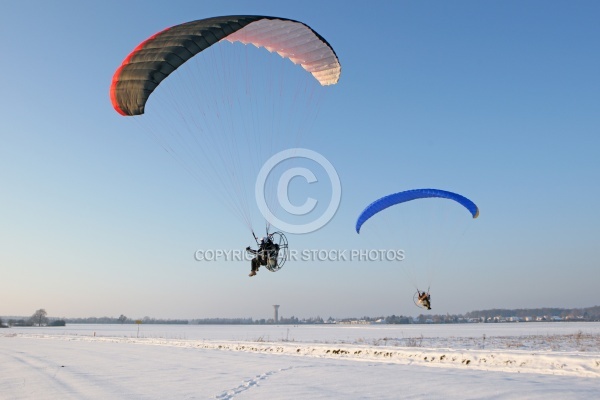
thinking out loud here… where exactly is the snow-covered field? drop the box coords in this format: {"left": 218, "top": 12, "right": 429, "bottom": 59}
{"left": 1, "top": 322, "right": 599, "bottom": 399}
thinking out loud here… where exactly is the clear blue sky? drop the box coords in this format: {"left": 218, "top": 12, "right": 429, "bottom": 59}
{"left": 1, "top": 1, "right": 599, "bottom": 320}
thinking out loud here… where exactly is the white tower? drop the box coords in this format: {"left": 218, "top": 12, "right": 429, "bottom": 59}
{"left": 273, "top": 305, "right": 280, "bottom": 323}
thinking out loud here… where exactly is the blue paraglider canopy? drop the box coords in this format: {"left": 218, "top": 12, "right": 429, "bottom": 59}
{"left": 356, "top": 188, "right": 479, "bottom": 234}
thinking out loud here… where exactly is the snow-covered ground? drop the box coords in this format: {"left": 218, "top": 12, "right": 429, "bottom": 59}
{"left": 1, "top": 322, "right": 599, "bottom": 399}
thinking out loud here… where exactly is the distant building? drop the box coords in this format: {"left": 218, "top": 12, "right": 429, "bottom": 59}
{"left": 273, "top": 305, "right": 280, "bottom": 323}
{"left": 339, "top": 320, "right": 370, "bottom": 325}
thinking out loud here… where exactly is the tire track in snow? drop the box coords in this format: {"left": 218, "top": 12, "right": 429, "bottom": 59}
{"left": 0, "top": 347, "right": 89, "bottom": 399}
{"left": 0, "top": 342, "right": 136, "bottom": 399}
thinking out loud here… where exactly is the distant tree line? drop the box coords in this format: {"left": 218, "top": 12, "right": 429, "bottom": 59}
{"left": 62, "top": 315, "right": 189, "bottom": 325}
{"left": 385, "top": 315, "right": 412, "bottom": 324}
{"left": 2, "top": 312, "right": 187, "bottom": 326}
{"left": 3, "top": 306, "right": 598, "bottom": 327}
{"left": 191, "top": 318, "right": 254, "bottom": 324}
{"left": 4, "top": 309, "right": 65, "bottom": 327}
{"left": 465, "top": 306, "right": 600, "bottom": 321}
{"left": 274, "top": 316, "right": 325, "bottom": 324}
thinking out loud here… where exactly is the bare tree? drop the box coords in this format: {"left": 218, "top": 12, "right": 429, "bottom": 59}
{"left": 118, "top": 314, "right": 127, "bottom": 324}
{"left": 31, "top": 309, "right": 48, "bottom": 327}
